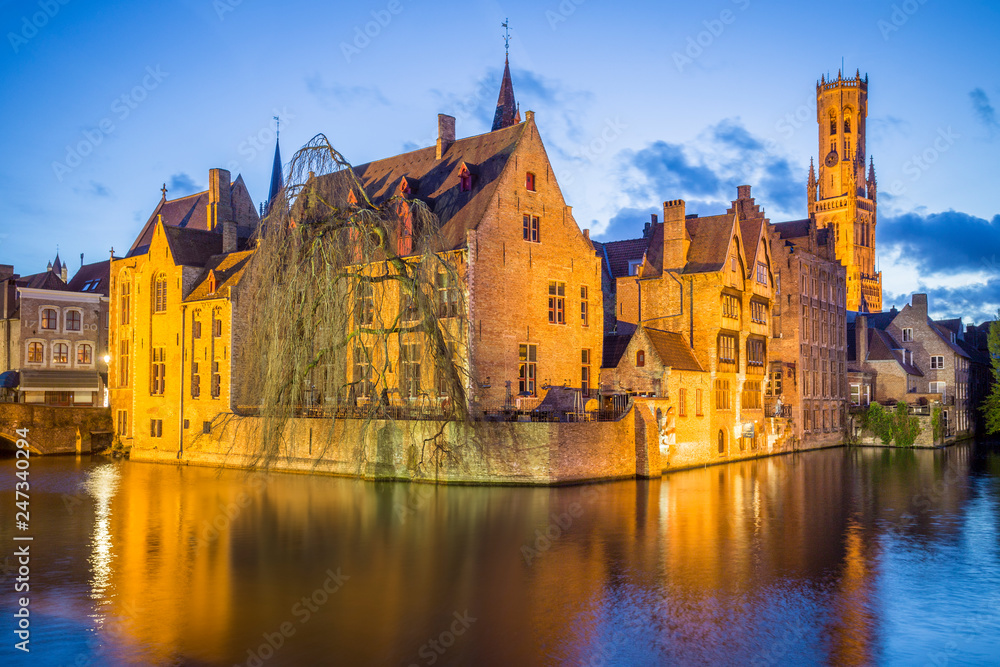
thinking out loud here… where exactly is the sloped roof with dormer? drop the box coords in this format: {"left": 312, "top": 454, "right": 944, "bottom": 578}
{"left": 644, "top": 327, "right": 704, "bottom": 372}
{"left": 185, "top": 250, "right": 255, "bottom": 302}
{"left": 66, "top": 260, "right": 110, "bottom": 296}
{"left": 162, "top": 226, "right": 224, "bottom": 268}
{"left": 597, "top": 237, "right": 649, "bottom": 278}
{"left": 15, "top": 270, "right": 68, "bottom": 291}
{"left": 682, "top": 214, "right": 736, "bottom": 274}
{"left": 771, "top": 219, "right": 811, "bottom": 240}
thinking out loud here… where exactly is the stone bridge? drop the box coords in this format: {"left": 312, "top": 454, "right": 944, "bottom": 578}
{"left": 0, "top": 403, "right": 112, "bottom": 455}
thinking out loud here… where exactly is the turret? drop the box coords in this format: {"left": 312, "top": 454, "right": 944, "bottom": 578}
{"left": 807, "top": 158, "right": 817, "bottom": 208}
{"left": 867, "top": 157, "right": 877, "bottom": 201}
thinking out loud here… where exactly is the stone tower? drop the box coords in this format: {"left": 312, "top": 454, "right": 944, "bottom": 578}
{"left": 808, "top": 70, "right": 882, "bottom": 312}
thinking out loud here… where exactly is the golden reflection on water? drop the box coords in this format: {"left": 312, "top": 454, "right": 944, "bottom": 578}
{"left": 68, "top": 444, "right": 991, "bottom": 665}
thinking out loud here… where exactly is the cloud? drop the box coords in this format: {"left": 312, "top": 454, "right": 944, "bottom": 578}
{"left": 970, "top": 88, "right": 999, "bottom": 132}
{"left": 601, "top": 206, "right": 662, "bottom": 241}
{"left": 884, "top": 280, "right": 1000, "bottom": 324}
{"left": 879, "top": 209, "right": 1000, "bottom": 274}
{"left": 85, "top": 181, "right": 110, "bottom": 197}
{"left": 306, "top": 75, "right": 388, "bottom": 109}
{"left": 168, "top": 173, "right": 200, "bottom": 196}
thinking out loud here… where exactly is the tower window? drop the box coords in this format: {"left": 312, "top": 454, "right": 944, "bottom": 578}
{"left": 829, "top": 112, "right": 837, "bottom": 135}
{"left": 844, "top": 117, "right": 852, "bottom": 133}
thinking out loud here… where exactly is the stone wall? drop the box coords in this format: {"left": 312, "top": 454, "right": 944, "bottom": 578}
{"left": 0, "top": 403, "right": 112, "bottom": 454}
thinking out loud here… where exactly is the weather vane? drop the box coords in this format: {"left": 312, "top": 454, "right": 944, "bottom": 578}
{"left": 274, "top": 115, "right": 280, "bottom": 139}
{"left": 502, "top": 19, "right": 510, "bottom": 58}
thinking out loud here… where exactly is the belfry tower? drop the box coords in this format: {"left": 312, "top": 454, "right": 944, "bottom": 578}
{"left": 808, "top": 70, "right": 882, "bottom": 312}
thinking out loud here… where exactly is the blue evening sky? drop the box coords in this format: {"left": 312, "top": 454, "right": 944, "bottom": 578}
{"left": 1, "top": 0, "right": 998, "bottom": 319}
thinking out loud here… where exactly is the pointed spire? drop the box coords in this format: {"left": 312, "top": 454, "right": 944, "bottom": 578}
{"left": 868, "top": 155, "right": 876, "bottom": 182}
{"left": 52, "top": 249, "right": 61, "bottom": 274}
{"left": 161, "top": 183, "right": 168, "bottom": 200}
{"left": 265, "top": 132, "right": 283, "bottom": 215}
{"left": 492, "top": 22, "right": 518, "bottom": 131}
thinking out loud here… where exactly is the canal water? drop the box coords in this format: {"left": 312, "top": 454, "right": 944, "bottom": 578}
{"left": 1, "top": 442, "right": 1000, "bottom": 666}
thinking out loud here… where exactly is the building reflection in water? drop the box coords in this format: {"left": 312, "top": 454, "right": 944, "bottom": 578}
{"left": 75, "top": 443, "right": 996, "bottom": 665}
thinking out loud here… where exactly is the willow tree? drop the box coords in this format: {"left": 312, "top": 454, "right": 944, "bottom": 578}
{"left": 234, "top": 134, "right": 471, "bottom": 468}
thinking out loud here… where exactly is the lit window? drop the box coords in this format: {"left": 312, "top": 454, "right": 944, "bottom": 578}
{"left": 66, "top": 310, "right": 81, "bottom": 331}
{"left": 580, "top": 286, "right": 589, "bottom": 326}
{"left": 27, "top": 342, "right": 43, "bottom": 363}
{"left": 153, "top": 273, "right": 167, "bottom": 312}
{"left": 400, "top": 342, "right": 422, "bottom": 398}
{"left": 150, "top": 348, "right": 165, "bottom": 395}
{"left": 518, "top": 344, "right": 537, "bottom": 395}
{"left": 41, "top": 308, "right": 57, "bottom": 330}
{"left": 722, "top": 294, "right": 739, "bottom": 320}
{"left": 719, "top": 334, "right": 737, "bottom": 364}
{"left": 53, "top": 343, "right": 68, "bottom": 364}
{"left": 715, "top": 379, "right": 731, "bottom": 410}
{"left": 523, "top": 214, "right": 540, "bottom": 243}
{"left": 77, "top": 344, "right": 92, "bottom": 365}
{"left": 547, "top": 281, "right": 565, "bottom": 324}
{"left": 581, "top": 349, "right": 591, "bottom": 396}
{"left": 436, "top": 271, "right": 459, "bottom": 319}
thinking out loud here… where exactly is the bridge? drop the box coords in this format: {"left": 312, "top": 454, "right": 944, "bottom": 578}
{"left": 0, "top": 403, "right": 112, "bottom": 455}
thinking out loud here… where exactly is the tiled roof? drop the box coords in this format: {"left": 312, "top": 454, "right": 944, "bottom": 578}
{"left": 66, "top": 260, "right": 110, "bottom": 296}
{"left": 186, "top": 251, "right": 254, "bottom": 301}
{"left": 492, "top": 58, "right": 518, "bottom": 131}
{"left": 683, "top": 214, "right": 733, "bottom": 274}
{"left": 600, "top": 237, "right": 648, "bottom": 278}
{"left": 739, "top": 217, "right": 764, "bottom": 269}
{"left": 861, "top": 309, "right": 897, "bottom": 330}
{"left": 163, "top": 226, "right": 224, "bottom": 268}
{"left": 15, "top": 270, "right": 69, "bottom": 291}
{"left": 930, "top": 321, "right": 971, "bottom": 358}
{"left": 645, "top": 327, "right": 704, "bottom": 372}
{"left": 318, "top": 122, "right": 528, "bottom": 252}
{"left": 602, "top": 331, "right": 633, "bottom": 369}
{"left": 771, "top": 219, "right": 810, "bottom": 239}
{"left": 867, "top": 328, "right": 923, "bottom": 376}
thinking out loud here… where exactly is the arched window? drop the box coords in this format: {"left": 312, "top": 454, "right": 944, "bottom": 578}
{"left": 65, "top": 310, "right": 81, "bottom": 331}
{"left": 718, "top": 429, "right": 726, "bottom": 454}
{"left": 118, "top": 339, "right": 130, "bottom": 387}
{"left": 829, "top": 110, "right": 837, "bottom": 135}
{"left": 53, "top": 342, "right": 69, "bottom": 364}
{"left": 636, "top": 350, "right": 645, "bottom": 367}
{"left": 153, "top": 273, "right": 167, "bottom": 312}
{"left": 844, "top": 112, "right": 852, "bottom": 134}
{"left": 77, "top": 344, "right": 92, "bottom": 365}
{"left": 41, "top": 308, "right": 57, "bottom": 330}
{"left": 119, "top": 273, "right": 131, "bottom": 324}
{"left": 27, "top": 342, "right": 43, "bottom": 363}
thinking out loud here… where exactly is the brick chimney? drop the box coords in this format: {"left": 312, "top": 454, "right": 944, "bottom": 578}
{"left": 856, "top": 315, "right": 868, "bottom": 363}
{"left": 436, "top": 114, "right": 455, "bottom": 160}
{"left": 662, "top": 200, "right": 690, "bottom": 271}
{"left": 911, "top": 293, "right": 928, "bottom": 318}
{"left": 208, "top": 168, "right": 233, "bottom": 231}
{"left": 222, "top": 221, "right": 237, "bottom": 254}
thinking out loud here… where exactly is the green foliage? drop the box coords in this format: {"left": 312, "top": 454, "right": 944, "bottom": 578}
{"left": 864, "top": 401, "right": 922, "bottom": 447}
{"left": 982, "top": 313, "right": 1000, "bottom": 434}
{"left": 893, "top": 401, "right": 921, "bottom": 448}
{"left": 866, "top": 402, "right": 894, "bottom": 446}
{"left": 931, "top": 406, "right": 942, "bottom": 444}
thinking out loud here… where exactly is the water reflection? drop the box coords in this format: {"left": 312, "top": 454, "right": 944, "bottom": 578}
{"left": 1, "top": 442, "right": 999, "bottom": 665}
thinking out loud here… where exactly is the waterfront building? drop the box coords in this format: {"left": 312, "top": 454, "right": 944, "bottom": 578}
{"left": 0, "top": 255, "right": 111, "bottom": 406}
{"left": 109, "top": 169, "right": 259, "bottom": 448}
{"left": 808, "top": 70, "right": 882, "bottom": 312}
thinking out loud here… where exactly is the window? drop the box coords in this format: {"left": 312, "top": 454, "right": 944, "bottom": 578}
{"left": 850, "top": 384, "right": 861, "bottom": 405}
{"left": 718, "top": 334, "right": 737, "bottom": 365}
{"left": 400, "top": 342, "right": 422, "bottom": 398}
{"left": 718, "top": 429, "right": 726, "bottom": 455}
{"left": 118, "top": 339, "right": 130, "bottom": 386}
{"left": 53, "top": 342, "right": 68, "bottom": 364}
{"left": 636, "top": 350, "right": 645, "bottom": 367}
{"left": 580, "top": 286, "right": 589, "bottom": 326}
{"left": 747, "top": 339, "right": 765, "bottom": 367}
{"left": 722, "top": 294, "right": 739, "bottom": 320}
{"left": 213, "top": 316, "right": 223, "bottom": 338}
{"left": 715, "top": 380, "right": 731, "bottom": 410}
{"left": 119, "top": 278, "right": 131, "bottom": 324}
{"left": 355, "top": 281, "right": 374, "bottom": 326}
{"left": 547, "top": 281, "right": 565, "bottom": 324}
{"left": 679, "top": 388, "right": 687, "bottom": 417}
{"left": 829, "top": 111, "right": 837, "bottom": 135}
{"left": 436, "top": 342, "right": 457, "bottom": 396}
{"left": 523, "top": 214, "right": 540, "bottom": 243}
{"left": 930, "top": 356, "right": 944, "bottom": 370}
{"left": 742, "top": 381, "right": 762, "bottom": 409}
{"left": 525, "top": 172, "right": 536, "bottom": 191}
{"left": 581, "top": 349, "right": 591, "bottom": 396}
{"left": 153, "top": 273, "right": 167, "bottom": 312}
{"left": 41, "top": 308, "right": 57, "bottom": 330}
{"left": 518, "top": 344, "right": 537, "bottom": 395}
{"left": 930, "top": 381, "right": 946, "bottom": 397}
{"left": 756, "top": 262, "right": 767, "bottom": 284}
{"left": 750, "top": 300, "right": 766, "bottom": 324}
{"left": 211, "top": 361, "right": 221, "bottom": 398}
{"left": 902, "top": 328, "right": 913, "bottom": 342}
{"left": 696, "top": 388, "right": 703, "bottom": 416}
{"left": 767, "top": 370, "right": 782, "bottom": 396}
{"left": 436, "top": 270, "right": 459, "bottom": 319}
{"left": 150, "top": 419, "right": 162, "bottom": 438}
{"left": 460, "top": 168, "right": 472, "bottom": 192}
{"left": 203, "top": 421, "right": 212, "bottom": 434}
{"left": 400, "top": 293, "right": 419, "bottom": 322}
{"left": 193, "top": 319, "right": 202, "bottom": 339}
{"left": 628, "top": 260, "right": 642, "bottom": 276}
{"left": 353, "top": 346, "right": 373, "bottom": 398}
{"left": 27, "top": 342, "right": 43, "bottom": 363}
{"left": 66, "top": 310, "right": 81, "bottom": 331}
{"left": 191, "top": 362, "right": 201, "bottom": 399}
{"left": 844, "top": 114, "right": 852, "bottom": 133}
{"left": 116, "top": 410, "right": 128, "bottom": 437}
{"left": 150, "top": 348, "right": 165, "bottom": 395}
{"left": 77, "top": 344, "right": 92, "bottom": 365}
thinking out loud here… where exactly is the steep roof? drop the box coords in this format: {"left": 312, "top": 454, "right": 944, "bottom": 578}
{"left": 644, "top": 328, "right": 704, "bottom": 372}
{"left": 771, "top": 219, "right": 810, "bottom": 240}
{"left": 66, "top": 260, "right": 110, "bottom": 296}
{"left": 492, "top": 58, "right": 518, "bottom": 131}
{"left": 739, "top": 217, "right": 765, "bottom": 270}
{"left": 267, "top": 138, "right": 283, "bottom": 211}
{"left": 336, "top": 121, "right": 528, "bottom": 251}
{"left": 683, "top": 214, "right": 734, "bottom": 274}
{"left": 599, "top": 237, "right": 648, "bottom": 278}
{"left": 930, "top": 321, "right": 971, "bottom": 358}
{"left": 602, "top": 330, "right": 634, "bottom": 369}
{"left": 867, "top": 328, "right": 924, "bottom": 376}
{"left": 162, "top": 226, "right": 224, "bottom": 267}
{"left": 15, "top": 270, "right": 68, "bottom": 291}
{"left": 861, "top": 309, "right": 897, "bottom": 331}
{"left": 186, "top": 251, "right": 254, "bottom": 301}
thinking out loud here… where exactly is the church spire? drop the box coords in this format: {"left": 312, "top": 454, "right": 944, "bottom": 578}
{"left": 265, "top": 117, "right": 284, "bottom": 215}
{"left": 491, "top": 20, "right": 518, "bottom": 131}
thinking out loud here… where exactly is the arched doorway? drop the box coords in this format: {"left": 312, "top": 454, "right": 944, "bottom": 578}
{"left": 718, "top": 429, "right": 726, "bottom": 455}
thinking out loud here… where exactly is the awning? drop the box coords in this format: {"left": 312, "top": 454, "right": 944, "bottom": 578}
{"left": 18, "top": 370, "right": 100, "bottom": 393}
{"left": 0, "top": 371, "right": 18, "bottom": 388}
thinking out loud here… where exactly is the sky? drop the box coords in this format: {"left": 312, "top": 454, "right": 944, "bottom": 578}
{"left": 1, "top": 0, "right": 998, "bottom": 321}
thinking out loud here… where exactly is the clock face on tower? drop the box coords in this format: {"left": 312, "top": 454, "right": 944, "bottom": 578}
{"left": 825, "top": 150, "right": 839, "bottom": 167}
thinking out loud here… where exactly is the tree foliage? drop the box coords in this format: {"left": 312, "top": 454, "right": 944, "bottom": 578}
{"left": 982, "top": 312, "right": 1000, "bottom": 435}
{"left": 234, "top": 134, "right": 470, "bottom": 468}
{"left": 863, "top": 401, "right": 921, "bottom": 447}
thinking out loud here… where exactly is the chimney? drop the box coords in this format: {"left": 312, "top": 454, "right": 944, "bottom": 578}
{"left": 208, "top": 168, "right": 233, "bottom": 231}
{"left": 662, "top": 200, "right": 690, "bottom": 270}
{"left": 583, "top": 229, "right": 590, "bottom": 241}
{"left": 436, "top": 114, "right": 455, "bottom": 159}
{"left": 911, "top": 293, "right": 928, "bottom": 318}
{"left": 737, "top": 185, "right": 751, "bottom": 200}
{"left": 857, "top": 315, "right": 868, "bottom": 363}
{"left": 80, "top": 253, "right": 84, "bottom": 269}
{"left": 222, "top": 221, "right": 237, "bottom": 254}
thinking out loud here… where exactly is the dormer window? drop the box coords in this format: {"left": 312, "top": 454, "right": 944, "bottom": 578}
{"left": 207, "top": 271, "right": 217, "bottom": 294}
{"left": 628, "top": 260, "right": 642, "bottom": 276}
{"left": 460, "top": 168, "right": 472, "bottom": 192}
{"left": 347, "top": 190, "right": 359, "bottom": 206}
{"left": 399, "top": 177, "right": 418, "bottom": 196}
{"left": 525, "top": 172, "right": 536, "bottom": 192}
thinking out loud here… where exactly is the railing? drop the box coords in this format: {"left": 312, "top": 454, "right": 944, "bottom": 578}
{"left": 764, "top": 398, "right": 792, "bottom": 418}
